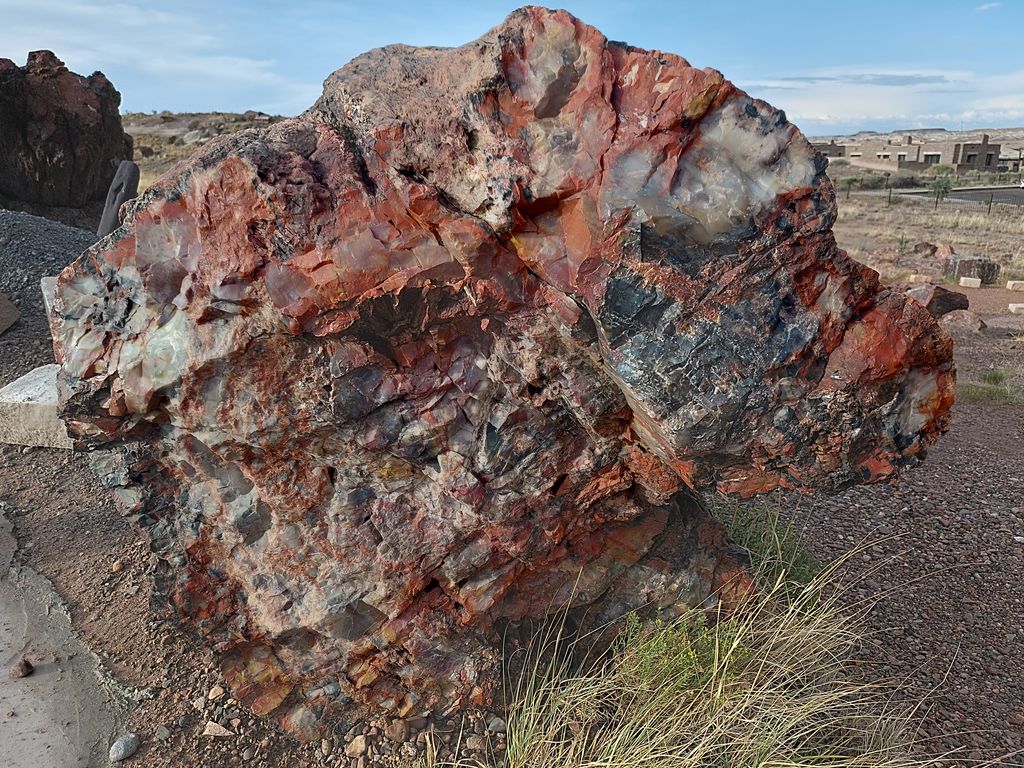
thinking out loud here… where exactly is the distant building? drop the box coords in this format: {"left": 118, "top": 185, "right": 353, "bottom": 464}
{"left": 837, "top": 134, "right": 1001, "bottom": 173}
{"left": 811, "top": 140, "right": 845, "bottom": 158}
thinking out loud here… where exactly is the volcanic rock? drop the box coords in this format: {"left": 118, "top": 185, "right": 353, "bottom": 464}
{"left": 0, "top": 51, "right": 132, "bottom": 228}
{"left": 50, "top": 6, "right": 955, "bottom": 737}
{"left": 905, "top": 283, "right": 969, "bottom": 318}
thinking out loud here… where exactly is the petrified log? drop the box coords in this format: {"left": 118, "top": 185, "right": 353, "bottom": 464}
{"left": 944, "top": 255, "right": 1000, "bottom": 285}
{"left": 905, "top": 283, "right": 969, "bottom": 319}
{"left": 51, "top": 7, "right": 954, "bottom": 737}
{"left": 0, "top": 51, "right": 133, "bottom": 226}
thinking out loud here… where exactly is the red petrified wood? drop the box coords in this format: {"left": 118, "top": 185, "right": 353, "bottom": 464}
{"left": 51, "top": 7, "right": 954, "bottom": 737}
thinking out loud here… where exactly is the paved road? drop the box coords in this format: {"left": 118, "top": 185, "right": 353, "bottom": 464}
{"left": 944, "top": 187, "right": 1024, "bottom": 204}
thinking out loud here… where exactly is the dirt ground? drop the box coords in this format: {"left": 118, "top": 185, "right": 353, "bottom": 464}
{"left": 1, "top": 166, "right": 1023, "bottom": 765}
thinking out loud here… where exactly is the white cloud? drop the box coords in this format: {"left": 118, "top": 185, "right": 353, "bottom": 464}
{"left": 0, "top": 0, "right": 319, "bottom": 113}
{"left": 740, "top": 65, "right": 1024, "bottom": 135}
{"left": 976, "top": 2, "right": 1001, "bottom": 12}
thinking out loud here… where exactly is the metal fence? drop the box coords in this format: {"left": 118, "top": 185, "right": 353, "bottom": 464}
{"left": 847, "top": 188, "right": 1024, "bottom": 219}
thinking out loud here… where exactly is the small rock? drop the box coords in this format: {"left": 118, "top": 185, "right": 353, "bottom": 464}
{"left": 321, "top": 738, "right": 333, "bottom": 755}
{"left": 8, "top": 657, "right": 34, "bottom": 679}
{"left": 345, "top": 734, "right": 368, "bottom": 757}
{"left": 486, "top": 716, "right": 506, "bottom": 733}
{"left": 109, "top": 732, "right": 141, "bottom": 762}
{"left": 110, "top": 559, "right": 124, "bottom": 573}
{"left": 202, "top": 720, "right": 235, "bottom": 737}
{"left": 465, "top": 734, "right": 487, "bottom": 752}
{"left": 154, "top": 725, "right": 171, "bottom": 741}
{"left": 384, "top": 719, "right": 409, "bottom": 743}
{"left": 208, "top": 684, "right": 226, "bottom": 701}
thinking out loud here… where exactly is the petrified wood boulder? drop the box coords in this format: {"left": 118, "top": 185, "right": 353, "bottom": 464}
{"left": 0, "top": 51, "right": 133, "bottom": 227}
{"left": 905, "top": 283, "right": 969, "bottom": 319}
{"left": 51, "top": 7, "right": 954, "bottom": 736}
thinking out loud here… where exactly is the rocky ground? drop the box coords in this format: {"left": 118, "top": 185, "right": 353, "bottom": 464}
{"left": 0, "top": 202, "right": 1022, "bottom": 765}
{"left": 763, "top": 317, "right": 1024, "bottom": 766}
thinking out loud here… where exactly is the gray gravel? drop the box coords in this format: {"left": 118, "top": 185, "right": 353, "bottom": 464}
{"left": 771, "top": 352, "right": 1024, "bottom": 765}
{"left": 0, "top": 209, "right": 95, "bottom": 385}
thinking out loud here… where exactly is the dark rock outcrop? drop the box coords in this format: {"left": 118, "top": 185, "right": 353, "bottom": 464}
{"left": 0, "top": 51, "right": 133, "bottom": 228}
{"left": 50, "top": 7, "right": 955, "bottom": 738}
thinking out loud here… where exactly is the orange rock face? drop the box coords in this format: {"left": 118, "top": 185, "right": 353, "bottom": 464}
{"left": 51, "top": 6, "right": 953, "bottom": 736}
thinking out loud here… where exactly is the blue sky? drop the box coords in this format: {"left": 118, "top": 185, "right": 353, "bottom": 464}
{"left": 2, "top": 0, "right": 1022, "bottom": 136}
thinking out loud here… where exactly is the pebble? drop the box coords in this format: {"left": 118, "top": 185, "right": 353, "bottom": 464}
{"left": 110, "top": 559, "right": 124, "bottom": 573}
{"left": 486, "top": 716, "right": 506, "bottom": 733}
{"left": 345, "top": 734, "right": 368, "bottom": 757}
{"left": 208, "top": 684, "right": 226, "bottom": 701}
{"left": 202, "top": 720, "right": 234, "bottom": 737}
{"left": 109, "top": 732, "right": 140, "bottom": 762}
{"left": 154, "top": 725, "right": 170, "bottom": 741}
{"left": 384, "top": 719, "right": 409, "bottom": 743}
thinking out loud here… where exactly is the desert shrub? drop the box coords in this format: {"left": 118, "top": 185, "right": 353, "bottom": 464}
{"left": 857, "top": 174, "right": 888, "bottom": 190}
{"left": 889, "top": 174, "right": 920, "bottom": 189}
{"left": 829, "top": 158, "right": 850, "bottom": 167}
{"left": 929, "top": 175, "right": 954, "bottom": 197}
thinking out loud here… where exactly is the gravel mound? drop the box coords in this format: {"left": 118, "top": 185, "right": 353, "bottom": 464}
{"left": 0, "top": 209, "right": 95, "bottom": 385}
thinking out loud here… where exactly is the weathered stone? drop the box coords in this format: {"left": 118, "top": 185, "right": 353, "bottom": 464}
{"left": 0, "top": 293, "right": 18, "bottom": 335}
{"left": 946, "top": 256, "right": 1000, "bottom": 285}
{"left": 939, "top": 309, "right": 986, "bottom": 333}
{"left": 959, "top": 276, "right": 982, "bottom": 289}
{"left": 97, "top": 160, "right": 141, "bottom": 238}
{"left": 50, "top": 7, "right": 954, "bottom": 739}
{"left": 109, "top": 732, "right": 140, "bottom": 762}
{"left": 905, "top": 283, "right": 969, "bottom": 318}
{"left": 907, "top": 273, "right": 933, "bottom": 284}
{"left": 1007, "top": 280, "right": 1024, "bottom": 292}
{"left": 1009, "top": 304, "right": 1024, "bottom": 315}
{"left": 0, "top": 364, "right": 72, "bottom": 449}
{"left": 0, "top": 51, "right": 132, "bottom": 227}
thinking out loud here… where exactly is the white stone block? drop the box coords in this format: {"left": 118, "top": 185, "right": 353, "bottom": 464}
{"left": 1009, "top": 303, "right": 1024, "bottom": 315}
{"left": 1007, "top": 280, "right": 1024, "bottom": 292}
{"left": 959, "top": 277, "right": 982, "bottom": 289}
{"left": 0, "top": 365, "right": 72, "bottom": 449}
{"left": 908, "top": 274, "right": 932, "bottom": 284}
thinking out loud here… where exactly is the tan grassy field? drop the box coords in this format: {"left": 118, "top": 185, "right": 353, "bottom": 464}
{"left": 832, "top": 193, "right": 1024, "bottom": 283}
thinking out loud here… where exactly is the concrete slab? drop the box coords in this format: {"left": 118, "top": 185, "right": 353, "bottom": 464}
{"left": 0, "top": 365, "right": 72, "bottom": 449}
{"left": 959, "top": 277, "right": 982, "bottom": 289}
{"left": 40, "top": 276, "right": 56, "bottom": 321}
{"left": 1010, "top": 304, "right": 1024, "bottom": 315}
{"left": 1008, "top": 280, "right": 1024, "bottom": 292}
{"left": 0, "top": 293, "right": 19, "bottom": 335}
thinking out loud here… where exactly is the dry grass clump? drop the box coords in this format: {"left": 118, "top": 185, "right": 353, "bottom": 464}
{"left": 429, "top": 510, "right": 935, "bottom": 768}
{"left": 957, "top": 368, "right": 1024, "bottom": 406}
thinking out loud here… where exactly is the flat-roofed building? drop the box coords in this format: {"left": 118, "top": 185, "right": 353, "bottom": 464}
{"left": 839, "top": 134, "right": 1001, "bottom": 173}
